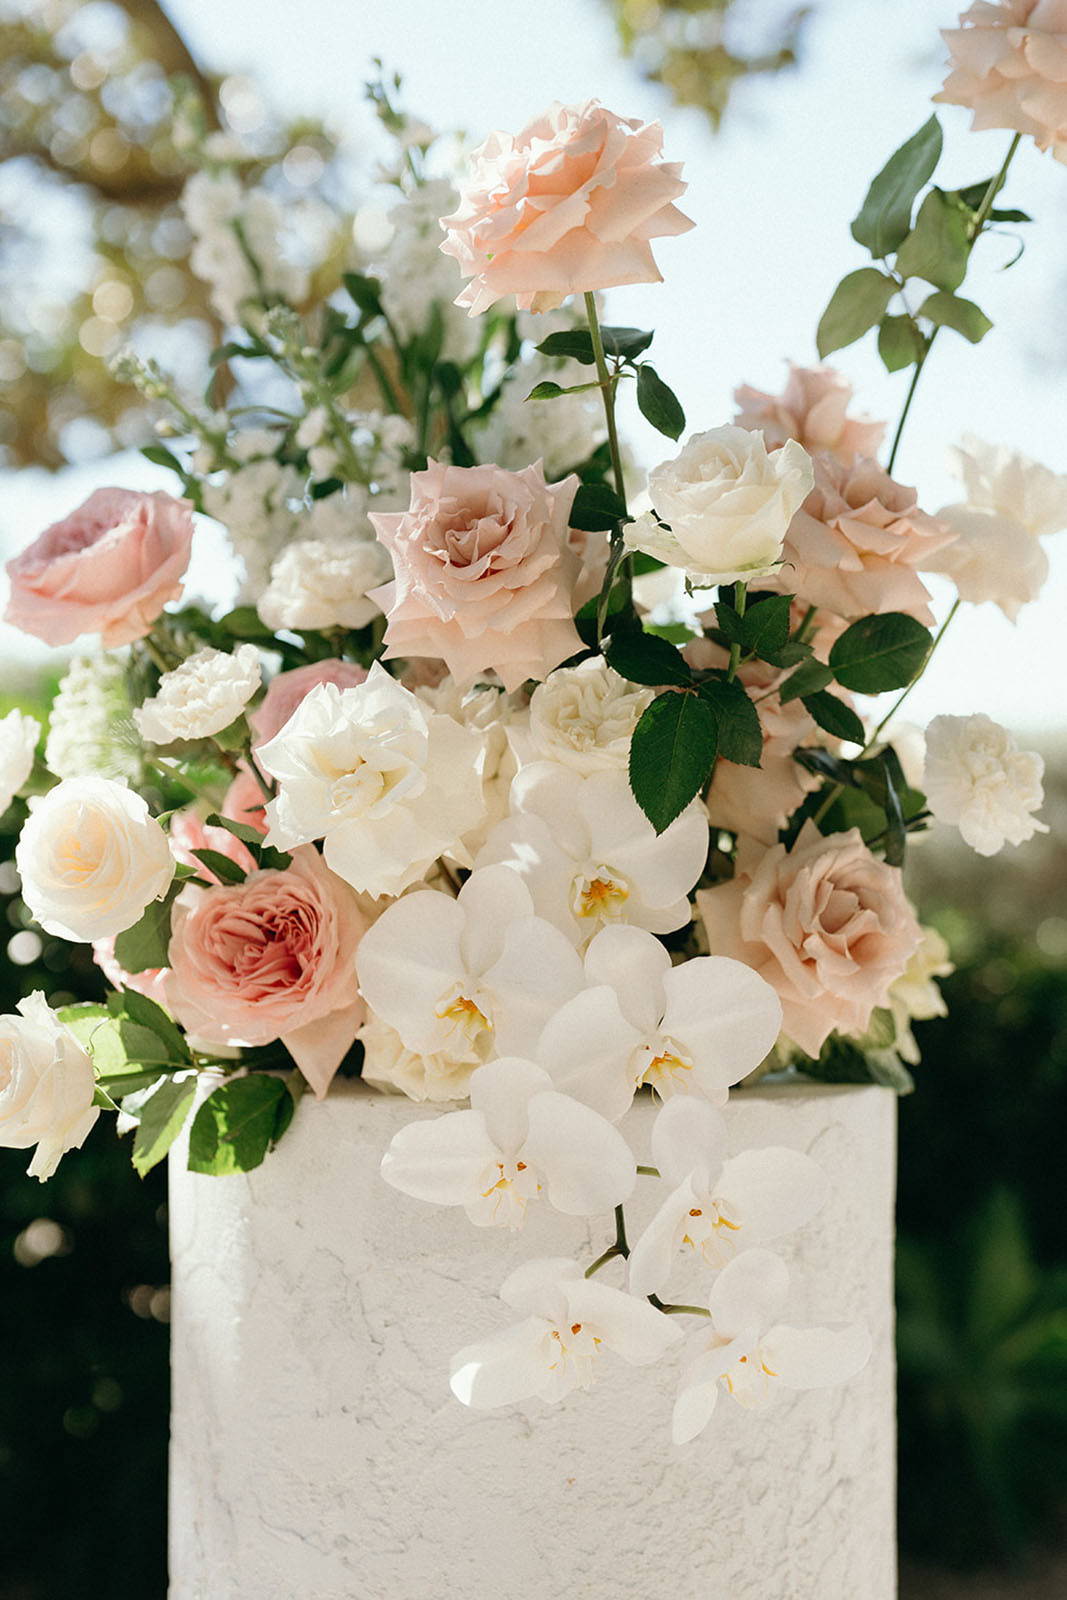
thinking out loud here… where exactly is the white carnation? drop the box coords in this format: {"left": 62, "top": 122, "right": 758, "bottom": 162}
{"left": 134, "top": 645, "right": 261, "bottom": 744}
{"left": 624, "top": 425, "right": 814, "bottom": 586}
{"left": 473, "top": 353, "right": 606, "bottom": 478}
{"left": 511, "top": 658, "right": 653, "bottom": 774}
{"left": 0, "top": 710, "right": 39, "bottom": 814}
{"left": 923, "top": 713, "right": 1048, "bottom": 857}
{"left": 16, "top": 776, "right": 174, "bottom": 942}
{"left": 46, "top": 655, "right": 142, "bottom": 783}
{"left": 257, "top": 538, "right": 391, "bottom": 633}
{"left": 0, "top": 992, "right": 99, "bottom": 1181}
{"left": 377, "top": 179, "right": 480, "bottom": 366}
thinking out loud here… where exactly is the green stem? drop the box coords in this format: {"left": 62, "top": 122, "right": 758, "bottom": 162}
{"left": 656, "top": 1302, "right": 712, "bottom": 1318}
{"left": 584, "top": 1203, "right": 631, "bottom": 1278}
{"left": 636, "top": 1164, "right": 660, "bottom": 1178}
{"left": 886, "top": 346, "right": 931, "bottom": 476}
{"left": 727, "top": 583, "right": 748, "bottom": 681}
{"left": 584, "top": 292, "right": 627, "bottom": 509}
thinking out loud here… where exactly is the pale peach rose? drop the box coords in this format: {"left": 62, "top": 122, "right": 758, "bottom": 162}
{"left": 936, "top": 1, "right": 1067, "bottom": 161}
{"left": 5, "top": 488, "right": 194, "bottom": 648}
{"left": 734, "top": 364, "right": 885, "bottom": 463}
{"left": 697, "top": 824, "right": 922, "bottom": 1059}
{"left": 369, "top": 460, "right": 584, "bottom": 691}
{"left": 165, "top": 847, "right": 369, "bottom": 1098}
{"left": 439, "top": 100, "right": 694, "bottom": 314}
{"left": 249, "top": 659, "right": 367, "bottom": 748}
{"left": 771, "top": 454, "right": 955, "bottom": 625}
{"left": 221, "top": 764, "right": 269, "bottom": 836}
{"left": 685, "top": 638, "right": 821, "bottom": 845}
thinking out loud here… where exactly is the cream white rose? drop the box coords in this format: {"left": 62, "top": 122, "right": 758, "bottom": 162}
{"left": 0, "top": 709, "right": 40, "bottom": 814}
{"left": 257, "top": 538, "right": 391, "bottom": 633}
{"left": 133, "top": 644, "right": 261, "bottom": 744}
{"left": 16, "top": 776, "right": 175, "bottom": 942}
{"left": 623, "top": 425, "right": 814, "bottom": 585}
{"left": 0, "top": 992, "right": 99, "bottom": 1180}
{"left": 510, "top": 658, "right": 653, "bottom": 774}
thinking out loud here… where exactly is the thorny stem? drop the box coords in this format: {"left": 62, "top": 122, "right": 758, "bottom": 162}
{"left": 584, "top": 293, "right": 627, "bottom": 509}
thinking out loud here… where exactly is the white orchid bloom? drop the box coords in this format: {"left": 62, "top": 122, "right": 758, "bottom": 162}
{"left": 628, "top": 1098, "right": 828, "bottom": 1297}
{"left": 450, "top": 1256, "right": 683, "bottom": 1409}
{"left": 672, "top": 1249, "right": 871, "bottom": 1445}
{"left": 536, "top": 925, "right": 783, "bottom": 1120}
{"left": 475, "top": 763, "right": 707, "bottom": 948}
{"left": 380, "top": 1057, "right": 636, "bottom": 1229}
{"left": 356, "top": 865, "right": 583, "bottom": 1066}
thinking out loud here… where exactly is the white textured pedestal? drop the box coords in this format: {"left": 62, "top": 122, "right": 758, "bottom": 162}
{"left": 169, "top": 1081, "right": 896, "bottom": 1600}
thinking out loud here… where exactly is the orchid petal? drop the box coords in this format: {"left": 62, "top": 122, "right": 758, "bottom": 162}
{"left": 536, "top": 985, "right": 643, "bottom": 1121}
{"left": 760, "top": 1321, "right": 872, "bottom": 1391}
{"left": 468, "top": 1056, "right": 549, "bottom": 1152}
{"left": 355, "top": 890, "right": 464, "bottom": 1050}
{"left": 523, "top": 1090, "right": 636, "bottom": 1216}
{"left": 563, "top": 1277, "right": 684, "bottom": 1365}
{"left": 582, "top": 924, "right": 669, "bottom": 1033}
{"left": 716, "top": 1147, "right": 829, "bottom": 1244}
{"left": 450, "top": 1317, "right": 555, "bottom": 1408}
{"left": 708, "top": 1248, "right": 790, "bottom": 1340}
{"left": 627, "top": 1175, "right": 701, "bottom": 1298}
{"left": 380, "top": 1108, "right": 497, "bottom": 1206}
{"left": 672, "top": 1375, "right": 721, "bottom": 1445}
{"left": 660, "top": 956, "right": 783, "bottom": 1095}
{"left": 500, "top": 1256, "right": 583, "bottom": 1320}
{"left": 455, "top": 865, "right": 534, "bottom": 972}
{"left": 483, "top": 916, "right": 584, "bottom": 1056}
{"left": 650, "top": 1095, "right": 729, "bottom": 1189}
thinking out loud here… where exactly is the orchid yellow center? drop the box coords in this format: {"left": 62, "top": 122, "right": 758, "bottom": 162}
{"left": 638, "top": 1038, "right": 695, "bottom": 1092}
{"left": 571, "top": 866, "right": 630, "bottom": 922}
{"left": 473, "top": 1157, "right": 541, "bottom": 1228}
{"left": 435, "top": 992, "right": 491, "bottom": 1037}
{"left": 680, "top": 1199, "right": 744, "bottom": 1268}
{"left": 723, "top": 1346, "right": 781, "bottom": 1408}
{"left": 546, "top": 1320, "right": 604, "bottom": 1388}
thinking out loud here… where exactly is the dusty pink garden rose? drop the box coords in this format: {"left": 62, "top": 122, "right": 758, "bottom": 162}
{"left": 936, "top": 1, "right": 1067, "bottom": 161}
{"left": 369, "top": 459, "right": 584, "bottom": 690}
{"left": 5, "top": 488, "right": 194, "bottom": 648}
{"left": 439, "top": 100, "right": 694, "bottom": 314}
{"left": 770, "top": 454, "right": 955, "bottom": 625}
{"left": 697, "top": 824, "right": 922, "bottom": 1059}
{"left": 734, "top": 364, "right": 885, "bottom": 463}
{"left": 221, "top": 764, "right": 269, "bottom": 836}
{"left": 249, "top": 659, "right": 368, "bottom": 748}
{"left": 166, "top": 847, "right": 369, "bottom": 1098}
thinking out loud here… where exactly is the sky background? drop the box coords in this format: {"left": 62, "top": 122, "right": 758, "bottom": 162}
{"left": 2, "top": 0, "right": 1065, "bottom": 735}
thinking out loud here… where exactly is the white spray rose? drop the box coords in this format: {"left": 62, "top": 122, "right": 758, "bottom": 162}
{"left": 133, "top": 645, "right": 261, "bottom": 744}
{"left": 257, "top": 538, "right": 392, "bottom": 632}
{"left": 887, "top": 925, "right": 953, "bottom": 1065}
{"left": 923, "top": 714, "right": 1048, "bottom": 857}
{"left": 16, "top": 777, "right": 175, "bottom": 942}
{"left": 510, "top": 659, "right": 654, "bottom": 774}
{"left": 0, "top": 993, "right": 99, "bottom": 1180}
{"left": 0, "top": 709, "right": 39, "bottom": 814}
{"left": 623, "top": 425, "right": 814, "bottom": 585}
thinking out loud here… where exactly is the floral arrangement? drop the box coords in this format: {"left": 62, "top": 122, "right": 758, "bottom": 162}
{"left": 2, "top": 8, "right": 1065, "bottom": 1443}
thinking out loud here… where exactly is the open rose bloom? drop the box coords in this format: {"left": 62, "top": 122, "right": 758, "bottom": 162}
{"left": 4, "top": 69, "right": 1052, "bottom": 1455}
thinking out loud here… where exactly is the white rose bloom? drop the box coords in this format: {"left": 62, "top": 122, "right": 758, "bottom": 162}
{"left": 257, "top": 538, "right": 392, "bottom": 633}
{"left": 510, "top": 658, "right": 653, "bottom": 774}
{"left": 133, "top": 645, "right": 261, "bottom": 744}
{"left": 887, "top": 925, "right": 953, "bottom": 1065}
{"left": 16, "top": 777, "right": 175, "bottom": 942}
{"left": 0, "top": 709, "right": 39, "bottom": 814}
{"left": 623, "top": 425, "right": 814, "bottom": 586}
{"left": 926, "top": 437, "right": 1067, "bottom": 621}
{"left": 0, "top": 992, "right": 99, "bottom": 1181}
{"left": 923, "top": 713, "right": 1048, "bottom": 857}
{"left": 257, "top": 664, "right": 488, "bottom": 898}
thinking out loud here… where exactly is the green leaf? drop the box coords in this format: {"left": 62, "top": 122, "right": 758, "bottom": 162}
{"left": 59, "top": 1008, "right": 187, "bottom": 1079}
{"left": 698, "top": 679, "right": 762, "bottom": 767}
{"left": 569, "top": 481, "right": 627, "bottom": 532}
{"left": 955, "top": 179, "right": 1031, "bottom": 224}
{"left": 205, "top": 812, "right": 263, "bottom": 848}
{"left": 895, "top": 188, "right": 970, "bottom": 291}
{"left": 342, "top": 272, "right": 383, "bottom": 318}
{"left": 112, "top": 881, "right": 181, "bottom": 973}
{"left": 188, "top": 1075, "right": 295, "bottom": 1176}
{"left": 829, "top": 612, "right": 932, "bottom": 693}
{"left": 740, "top": 593, "right": 794, "bottom": 656}
{"left": 121, "top": 989, "right": 191, "bottom": 1065}
{"left": 816, "top": 269, "right": 897, "bottom": 359}
{"left": 636, "top": 364, "right": 685, "bottom": 440}
{"left": 779, "top": 658, "right": 833, "bottom": 703}
{"left": 534, "top": 329, "right": 596, "bottom": 364}
{"left": 918, "top": 290, "right": 993, "bottom": 343}
{"left": 190, "top": 847, "right": 247, "bottom": 885}
{"left": 132, "top": 1076, "right": 197, "bottom": 1176}
{"left": 208, "top": 341, "right": 261, "bottom": 367}
{"left": 606, "top": 629, "right": 692, "bottom": 687}
{"left": 526, "top": 378, "right": 601, "bottom": 400}
{"left": 599, "top": 325, "right": 654, "bottom": 361}
{"left": 877, "top": 314, "right": 926, "bottom": 373}
{"left": 140, "top": 444, "right": 182, "bottom": 472}
{"left": 851, "top": 115, "right": 943, "bottom": 257}
{"left": 217, "top": 605, "right": 276, "bottom": 641}
{"left": 629, "top": 691, "right": 717, "bottom": 833}
{"left": 802, "top": 690, "right": 866, "bottom": 745}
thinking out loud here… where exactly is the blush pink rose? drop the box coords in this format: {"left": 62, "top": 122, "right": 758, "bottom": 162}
{"left": 249, "top": 659, "right": 368, "bottom": 749}
{"left": 170, "top": 806, "right": 259, "bottom": 879}
{"left": 165, "top": 848, "right": 369, "bottom": 1098}
{"left": 734, "top": 364, "right": 885, "bottom": 463}
{"left": 697, "top": 824, "right": 922, "bottom": 1059}
{"left": 936, "top": 1, "right": 1067, "bottom": 160}
{"left": 5, "top": 488, "right": 194, "bottom": 648}
{"left": 369, "top": 459, "right": 584, "bottom": 691}
{"left": 771, "top": 454, "right": 955, "bottom": 625}
{"left": 439, "top": 100, "right": 694, "bottom": 314}
{"left": 221, "top": 765, "right": 269, "bottom": 836}
{"left": 91, "top": 937, "right": 171, "bottom": 1009}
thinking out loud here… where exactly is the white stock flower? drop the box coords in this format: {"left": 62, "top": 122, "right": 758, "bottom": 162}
{"left": 923, "top": 713, "right": 1047, "bottom": 857}
{"left": 257, "top": 665, "right": 488, "bottom": 898}
{"left": 451, "top": 1256, "right": 682, "bottom": 1409}
{"left": 381, "top": 1056, "right": 636, "bottom": 1229}
{"left": 16, "top": 777, "right": 174, "bottom": 942}
{"left": 181, "top": 171, "right": 309, "bottom": 324}
{"left": 357, "top": 866, "right": 582, "bottom": 1068}
{"left": 359, "top": 1012, "right": 477, "bottom": 1103}
{"left": 45, "top": 655, "right": 141, "bottom": 782}
{"left": 623, "top": 426, "right": 814, "bottom": 586}
{"left": 887, "top": 925, "right": 953, "bottom": 1065}
{"left": 509, "top": 658, "right": 654, "bottom": 774}
{"left": 627, "top": 1098, "right": 828, "bottom": 1297}
{"left": 0, "top": 709, "right": 39, "bottom": 814}
{"left": 0, "top": 993, "right": 99, "bottom": 1180}
{"left": 257, "top": 538, "right": 392, "bottom": 633}
{"left": 202, "top": 456, "right": 306, "bottom": 595}
{"left": 376, "top": 178, "right": 480, "bottom": 366}
{"left": 475, "top": 763, "right": 707, "bottom": 948}
{"left": 472, "top": 352, "right": 606, "bottom": 479}
{"left": 926, "top": 437, "right": 1067, "bottom": 620}
{"left": 672, "top": 1249, "right": 871, "bottom": 1444}
{"left": 133, "top": 645, "right": 261, "bottom": 744}
{"left": 537, "top": 925, "right": 783, "bottom": 1120}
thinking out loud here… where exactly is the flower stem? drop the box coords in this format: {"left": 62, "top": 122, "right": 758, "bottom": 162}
{"left": 584, "top": 293, "right": 627, "bottom": 509}
{"left": 636, "top": 1164, "right": 660, "bottom": 1178}
{"left": 584, "top": 1203, "right": 631, "bottom": 1278}
{"left": 727, "top": 582, "right": 748, "bottom": 681}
